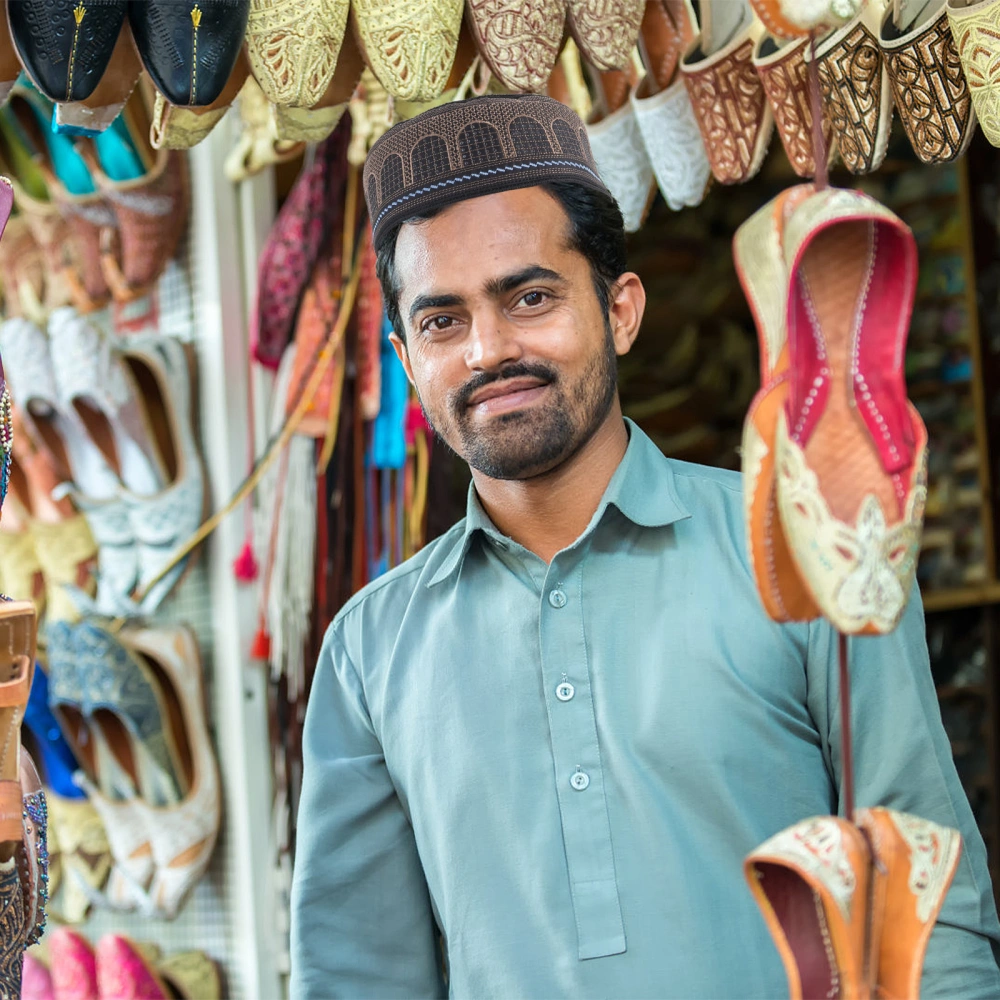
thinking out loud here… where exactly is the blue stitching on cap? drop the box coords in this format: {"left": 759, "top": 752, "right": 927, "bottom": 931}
{"left": 373, "top": 160, "right": 603, "bottom": 230}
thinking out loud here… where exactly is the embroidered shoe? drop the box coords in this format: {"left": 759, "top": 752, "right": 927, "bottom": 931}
{"left": 351, "top": 0, "right": 463, "bottom": 101}
{"left": 806, "top": 1, "right": 894, "bottom": 174}
{"left": 681, "top": 2, "right": 775, "bottom": 185}
{"left": 122, "top": 625, "right": 220, "bottom": 920}
{"left": 7, "top": 1, "right": 128, "bottom": 105}
{"left": 245, "top": 0, "right": 350, "bottom": 108}
{"left": 117, "top": 334, "right": 205, "bottom": 615}
{"left": 745, "top": 816, "right": 875, "bottom": 1000}
{"left": 948, "top": 0, "right": 1000, "bottom": 147}
{"left": 774, "top": 187, "right": 926, "bottom": 635}
{"left": 466, "top": 0, "right": 566, "bottom": 92}
{"left": 754, "top": 34, "right": 834, "bottom": 179}
{"left": 128, "top": 0, "right": 250, "bottom": 108}
{"left": 737, "top": 184, "right": 820, "bottom": 622}
{"left": 880, "top": 0, "right": 976, "bottom": 164}
{"left": 567, "top": 0, "right": 645, "bottom": 70}
{"left": 855, "top": 808, "right": 962, "bottom": 999}
{"left": 631, "top": 0, "right": 711, "bottom": 211}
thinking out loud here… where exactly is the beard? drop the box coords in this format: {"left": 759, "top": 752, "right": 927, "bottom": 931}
{"left": 420, "top": 326, "right": 619, "bottom": 481}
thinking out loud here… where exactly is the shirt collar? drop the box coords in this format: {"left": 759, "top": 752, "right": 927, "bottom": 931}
{"left": 426, "top": 419, "right": 691, "bottom": 588}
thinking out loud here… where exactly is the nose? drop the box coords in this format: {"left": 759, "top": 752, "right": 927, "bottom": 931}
{"left": 465, "top": 310, "right": 523, "bottom": 372}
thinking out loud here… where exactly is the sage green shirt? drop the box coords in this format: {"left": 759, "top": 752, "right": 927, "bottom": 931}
{"left": 291, "top": 419, "right": 1000, "bottom": 998}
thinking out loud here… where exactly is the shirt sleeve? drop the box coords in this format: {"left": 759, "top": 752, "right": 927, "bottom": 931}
{"left": 289, "top": 627, "right": 446, "bottom": 1000}
{"left": 805, "top": 591, "right": 1000, "bottom": 998}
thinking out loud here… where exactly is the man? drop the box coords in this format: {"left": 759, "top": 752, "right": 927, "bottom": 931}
{"left": 290, "top": 94, "right": 1000, "bottom": 998}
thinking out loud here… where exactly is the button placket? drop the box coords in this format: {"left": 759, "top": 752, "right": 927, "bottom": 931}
{"left": 538, "top": 559, "right": 626, "bottom": 960}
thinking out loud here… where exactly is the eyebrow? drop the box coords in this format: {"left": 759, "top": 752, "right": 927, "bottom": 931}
{"left": 407, "top": 265, "right": 566, "bottom": 326}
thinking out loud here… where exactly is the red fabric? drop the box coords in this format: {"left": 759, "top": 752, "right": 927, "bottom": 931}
{"left": 251, "top": 120, "right": 351, "bottom": 368}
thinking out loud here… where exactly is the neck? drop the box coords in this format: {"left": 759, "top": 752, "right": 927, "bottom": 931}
{"left": 471, "top": 403, "right": 630, "bottom": 563}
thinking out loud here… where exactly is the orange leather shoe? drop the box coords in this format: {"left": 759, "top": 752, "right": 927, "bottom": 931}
{"left": 774, "top": 188, "right": 926, "bottom": 635}
{"left": 746, "top": 816, "right": 875, "bottom": 999}
{"left": 856, "top": 808, "right": 962, "bottom": 999}
{"left": 737, "top": 184, "right": 819, "bottom": 622}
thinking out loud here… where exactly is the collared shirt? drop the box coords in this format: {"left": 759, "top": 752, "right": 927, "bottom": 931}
{"left": 290, "top": 420, "right": 1000, "bottom": 999}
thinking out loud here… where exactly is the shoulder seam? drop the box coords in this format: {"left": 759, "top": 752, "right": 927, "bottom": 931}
{"left": 669, "top": 467, "right": 743, "bottom": 497}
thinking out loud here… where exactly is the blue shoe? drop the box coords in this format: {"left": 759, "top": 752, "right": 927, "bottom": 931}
{"left": 23, "top": 663, "right": 84, "bottom": 800}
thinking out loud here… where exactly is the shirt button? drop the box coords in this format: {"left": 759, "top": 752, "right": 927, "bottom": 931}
{"left": 548, "top": 589, "right": 567, "bottom": 609}
{"left": 556, "top": 681, "right": 575, "bottom": 702}
{"left": 570, "top": 770, "right": 590, "bottom": 791}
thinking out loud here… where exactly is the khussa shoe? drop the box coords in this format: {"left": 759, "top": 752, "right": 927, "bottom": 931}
{"left": 880, "top": 0, "right": 976, "bottom": 163}
{"left": 774, "top": 188, "right": 926, "bottom": 635}
{"left": 56, "top": 18, "right": 143, "bottom": 135}
{"left": 754, "top": 34, "right": 835, "bottom": 178}
{"left": 246, "top": 0, "right": 350, "bottom": 108}
{"left": 351, "top": 0, "right": 463, "bottom": 101}
{"left": 122, "top": 626, "right": 221, "bottom": 919}
{"left": 7, "top": 1, "right": 127, "bottom": 104}
{"left": 465, "top": 0, "right": 565, "bottom": 92}
{"left": 681, "top": 0, "right": 775, "bottom": 185}
{"left": 855, "top": 808, "right": 962, "bottom": 999}
{"left": 150, "top": 48, "right": 250, "bottom": 150}
{"left": 269, "top": 28, "right": 365, "bottom": 144}
{"left": 947, "top": 0, "right": 1000, "bottom": 147}
{"left": 745, "top": 816, "right": 876, "bottom": 999}
{"left": 631, "top": 0, "right": 711, "bottom": 211}
{"left": 737, "top": 184, "right": 821, "bottom": 622}
{"left": 587, "top": 64, "right": 655, "bottom": 233}
{"left": 128, "top": 0, "right": 250, "bottom": 107}
{"left": 567, "top": 0, "right": 644, "bottom": 70}
{"left": 807, "top": 1, "right": 894, "bottom": 174}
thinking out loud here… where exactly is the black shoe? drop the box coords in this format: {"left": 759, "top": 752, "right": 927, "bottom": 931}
{"left": 7, "top": 0, "right": 127, "bottom": 103}
{"left": 128, "top": 0, "right": 249, "bottom": 107}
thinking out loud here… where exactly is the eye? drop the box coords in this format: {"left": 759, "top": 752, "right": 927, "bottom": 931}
{"left": 420, "top": 314, "right": 456, "bottom": 334}
{"left": 517, "top": 290, "right": 548, "bottom": 308}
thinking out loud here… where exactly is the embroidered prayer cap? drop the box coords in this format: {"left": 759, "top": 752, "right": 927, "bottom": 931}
{"left": 364, "top": 94, "right": 610, "bottom": 251}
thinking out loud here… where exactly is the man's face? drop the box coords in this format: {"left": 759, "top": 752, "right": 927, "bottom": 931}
{"left": 391, "top": 187, "right": 642, "bottom": 481}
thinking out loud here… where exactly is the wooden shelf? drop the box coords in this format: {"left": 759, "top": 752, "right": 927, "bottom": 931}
{"left": 937, "top": 683, "right": 988, "bottom": 700}
{"left": 922, "top": 583, "right": 1000, "bottom": 612}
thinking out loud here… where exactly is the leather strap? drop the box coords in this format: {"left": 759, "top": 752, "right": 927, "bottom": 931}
{"left": 0, "top": 655, "right": 30, "bottom": 707}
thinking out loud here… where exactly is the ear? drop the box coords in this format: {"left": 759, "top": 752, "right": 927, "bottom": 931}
{"left": 389, "top": 332, "right": 416, "bottom": 387}
{"left": 608, "top": 272, "right": 645, "bottom": 357}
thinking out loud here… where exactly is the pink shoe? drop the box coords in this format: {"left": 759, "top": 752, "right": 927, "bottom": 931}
{"left": 22, "top": 952, "right": 55, "bottom": 1000}
{"left": 48, "top": 928, "right": 98, "bottom": 1000}
{"left": 95, "top": 936, "right": 168, "bottom": 1000}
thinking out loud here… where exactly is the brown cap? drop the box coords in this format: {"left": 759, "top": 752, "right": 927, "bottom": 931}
{"left": 364, "top": 94, "right": 610, "bottom": 251}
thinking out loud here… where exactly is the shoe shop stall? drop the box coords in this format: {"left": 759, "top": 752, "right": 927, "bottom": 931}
{"left": 0, "top": 0, "right": 999, "bottom": 998}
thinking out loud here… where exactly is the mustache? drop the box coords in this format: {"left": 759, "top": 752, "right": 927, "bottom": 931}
{"left": 452, "top": 362, "right": 558, "bottom": 411}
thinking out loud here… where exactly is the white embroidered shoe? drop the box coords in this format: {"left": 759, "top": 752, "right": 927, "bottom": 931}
{"left": 117, "top": 334, "right": 205, "bottom": 615}
{"left": 122, "top": 625, "right": 220, "bottom": 920}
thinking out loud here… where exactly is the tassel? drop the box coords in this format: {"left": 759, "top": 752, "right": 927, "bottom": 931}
{"left": 233, "top": 542, "right": 259, "bottom": 582}
{"left": 251, "top": 621, "right": 272, "bottom": 661}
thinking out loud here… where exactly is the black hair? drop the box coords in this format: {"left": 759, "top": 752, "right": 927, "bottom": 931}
{"left": 374, "top": 180, "right": 628, "bottom": 341}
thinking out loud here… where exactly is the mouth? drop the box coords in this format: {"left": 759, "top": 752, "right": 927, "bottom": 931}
{"left": 466, "top": 378, "right": 550, "bottom": 416}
